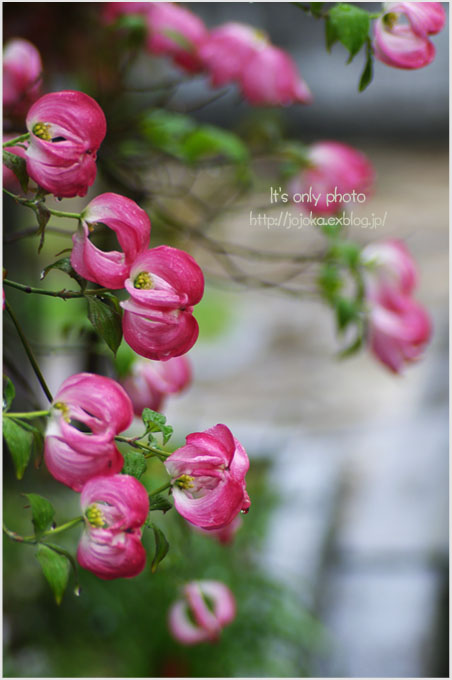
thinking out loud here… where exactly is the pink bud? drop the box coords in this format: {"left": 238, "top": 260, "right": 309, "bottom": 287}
{"left": 165, "top": 424, "right": 250, "bottom": 530}
{"left": 3, "top": 39, "right": 42, "bottom": 116}
{"left": 71, "top": 193, "right": 151, "bottom": 289}
{"left": 373, "top": 2, "right": 446, "bottom": 70}
{"left": 3, "top": 134, "right": 27, "bottom": 193}
{"left": 121, "top": 246, "right": 204, "bottom": 360}
{"left": 122, "top": 354, "right": 192, "bottom": 416}
{"left": 288, "top": 141, "right": 374, "bottom": 216}
{"left": 199, "top": 23, "right": 269, "bottom": 87}
{"left": 240, "top": 44, "right": 312, "bottom": 106}
{"left": 78, "top": 474, "right": 149, "bottom": 580}
{"left": 146, "top": 2, "right": 209, "bottom": 72}
{"left": 44, "top": 373, "right": 133, "bottom": 491}
{"left": 368, "top": 291, "right": 432, "bottom": 373}
{"left": 25, "top": 90, "right": 106, "bottom": 198}
{"left": 168, "top": 580, "right": 236, "bottom": 644}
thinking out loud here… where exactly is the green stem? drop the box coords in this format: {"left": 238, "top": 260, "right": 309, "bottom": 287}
{"left": 4, "top": 279, "right": 111, "bottom": 300}
{"left": 3, "top": 133, "right": 30, "bottom": 147}
{"left": 4, "top": 300, "right": 53, "bottom": 403}
{"left": 149, "top": 480, "right": 172, "bottom": 496}
{"left": 3, "top": 188, "right": 82, "bottom": 220}
{"left": 4, "top": 410, "right": 50, "bottom": 419}
{"left": 115, "top": 435, "right": 171, "bottom": 460}
{"left": 3, "top": 517, "right": 83, "bottom": 544}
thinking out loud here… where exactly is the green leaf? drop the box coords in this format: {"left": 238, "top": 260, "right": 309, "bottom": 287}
{"left": 122, "top": 451, "right": 147, "bottom": 480}
{"left": 3, "top": 375, "right": 15, "bottom": 411}
{"left": 23, "top": 493, "right": 55, "bottom": 538}
{"left": 86, "top": 293, "right": 123, "bottom": 355}
{"left": 150, "top": 524, "right": 169, "bottom": 573}
{"left": 3, "top": 416, "right": 33, "bottom": 479}
{"left": 338, "top": 331, "right": 364, "bottom": 358}
{"left": 335, "top": 297, "right": 359, "bottom": 332}
{"left": 36, "top": 544, "right": 70, "bottom": 605}
{"left": 329, "top": 241, "right": 361, "bottom": 268}
{"left": 141, "top": 408, "right": 173, "bottom": 445}
{"left": 328, "top": 3, "right": 370, "bottom": 61}
{"left": 318, "top": 263, "right": 343, "bottom": 303}
{"left": 181, "top": 126, "right": 249, "bottom": 164}
{"left": 310, "top": 2, "right": 325, "bottom": 17}
{"left": 359, "top": 41, "right": 374, "bottom": 92}
{"left": 41, "top": 256, "right": 86, "bottom": 290}
{"left": 140, "top": 110, "right": 196, "bottom": 157}
{"left": 36, "top": 204, "right": 51, "bottom": 253}
{"left": 2, "top": 150, "right": 29, "bottom": 193}
{"left": 149, "top": 494, "right": 173, "bottom": 514}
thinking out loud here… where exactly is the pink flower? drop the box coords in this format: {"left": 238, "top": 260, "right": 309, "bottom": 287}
{"left": 3, "top": 134, "right": 28, "bottom": 193}
{"left": 361, "top": 239, "right": 418, "bottom": 297}
{"left": 78, "top": 474, "right": 149, "bottom": 580}
{"left": 120, "top": 246, "right": 204, "bottom": 360}
{"left": 102, "top": 2, "right": 150, "bottom": 24}
{"left": 25, "top": 90, "right": 107, "bottom": 198}
{"left": 145, "top": 2, "right": 209, "bottom": 72}
{"left": 373, "top": 2, "right": 446, "bottom": 70}
{"left": 199, "top": 23, "right": 269, "bottom": 87}
{"left": 288, "top": 141, "right": 374, "bottom": 216}
{"left": 122, "top": 355, "right": 191, "bottom": 416}
{"left": 168, "top": 580, "right": 236, "bottom": 644}
{"left": 165, "top": 424, "right": 250, "bottom": 530}
{"left": 3, "top": 39, "right": 42, "bottom": 116}
{"left": 71, "top": 193, "right": 151, "bottom": 289}
{"left": 44, "top": 373, "right": 133, "bottom": 491}
{"left": 240, "top": 44, "right": 312, "bottom": 106}
{"left": 368, "top": 290, "right": 432, "bottom": 373}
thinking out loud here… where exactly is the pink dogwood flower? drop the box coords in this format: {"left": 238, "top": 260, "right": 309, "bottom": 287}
{"left": 373, "top": 2, "right": 446, "bottom": 70}
{"left": 121, "top": 246, "right": 204, "bottom": 361}
{"left": 71, "top": 193, "right": 151, "bottom": 289}
{"left": 288, "top": 141, "right": 374, "bottom": 216}
{"left": 25, "top": 90, "right": 106, "bottom": 198}
{"left": 165, "top": 424, "right": 250, "bottom": 530}
{"left": 361, "top": 239, "right": 418, "bottom": 297}
{"left": 3, "top": 134, "right": 28, "bottom": 193}
{"left": 122, "top": 354, "right": 191, "bottom": 416}
{"left": 44, "top": 373, "right": 134, "bottom": 491}
{"left": 368, "top": 290, "right": 432, "bottom": 373}
{"left": 168, "top": 580, "right": 236, "bottom": 644}
{"left": 240, "top": 43, "right": 312, "bottom": 106}
{"left": 78, "top": 474, "right": 149, "bottom": 580}
{"left": 199, "top": 23, "right": 270, "bottom": 88}
{"left": 3, "top": 39, "right": 42, "bottom": 116}
{"left": 146, "top": 2, "right": 209, "bottom": 72}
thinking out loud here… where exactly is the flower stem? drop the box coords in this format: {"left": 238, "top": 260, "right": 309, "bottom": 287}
{"left": 4, "top": 410, "right": 50, "bottom": 419}
{"left": 3, "top": 188, "right": 82, "bottom": 220}
{"left": 43, "top": 516, "right": 84, "bottom": 537}
{"left": 3, "top": 133, "right": 30, "bottom": 147}
{"left": 149, "top": 480, "right": 172, "bottom": 496}
{"left": 4, "top": 279, "right": 111, "bottom": 300}
{"left": 4, "top": 299, "right": 53, "bottom": 403}
{"left": 3, "top": 516, "right": 83, "bottom": 544}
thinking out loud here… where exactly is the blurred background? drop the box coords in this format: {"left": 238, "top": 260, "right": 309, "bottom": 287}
{"left": 3, "top": 2, "right": 449, "bottom": 677}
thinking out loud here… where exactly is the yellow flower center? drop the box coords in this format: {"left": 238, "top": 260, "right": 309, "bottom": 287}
{"left": 32, "top": 122, "right": 51, "bottom": 141}
{"left": 53, "top": 401, "right": 71, "bottom": 423}
{"left": 383, "top": 12, "right": 398, "bottom": 29}
{"left": 175, "top": 474, "right": 195, "bottom": 490}
{"left": 134, "top": 271, "right": 153, "bottom": 290}
{"left": 85, "top": 504, "right": 106, "bottom": 528}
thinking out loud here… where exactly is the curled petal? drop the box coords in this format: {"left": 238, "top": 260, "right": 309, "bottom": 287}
{"left": 122, "top": 355, "right": 191, "bottom": 416}
{"left": 373, "top": 19, "right": 435, "bottom": 69}
{"left": 361, "top": 239, "right": 418, "bottom": 296}
{"left": 200, "top": 581, "right": 236, "bottom": 625}
{"left": 122, "top": 302, "right": 199, "bottom": 361}
{"left": 77, "top": 526, "right": 146, "bottom": 580}
{"left": 168, "top": 601, "right": 211, "bottom": 644}
{"left": 172, "top": 476, "right": 245, "bottom": 530}
{"left": 387, "top": 2, "right": 446, "bottom": 37}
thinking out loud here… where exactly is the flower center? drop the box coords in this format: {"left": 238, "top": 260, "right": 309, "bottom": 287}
{"left": 134, "top": 271, "right": 153, "bottom": 289}
{"left": 53, "top": 401, "right": 71, "bottom": 422}
{"left": 85, "top": 504, "right": 106, "bottom": 528}
{"left": 175, "top": 474, "right": 195, "bottom": 490}
{"left": 383, "top": 12, "right": 399, "bottom": 29}
{"left": 32, "top": 122, "right": 51, "bottom": 141}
